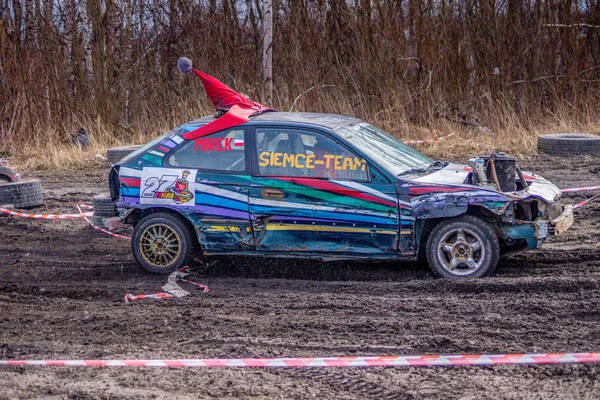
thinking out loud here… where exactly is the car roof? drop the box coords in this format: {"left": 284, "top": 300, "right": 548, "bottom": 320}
{"left": 184, "top": 112, "right": 362, "bottom": 130}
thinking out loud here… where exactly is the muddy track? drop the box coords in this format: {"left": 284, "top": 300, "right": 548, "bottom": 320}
{"left": 1, "top": 156, "right": 600, "bottom": 399}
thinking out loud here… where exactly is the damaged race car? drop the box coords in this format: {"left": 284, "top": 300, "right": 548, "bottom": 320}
{"left": 105, "top": 58, "right": 573, "bottom": 279}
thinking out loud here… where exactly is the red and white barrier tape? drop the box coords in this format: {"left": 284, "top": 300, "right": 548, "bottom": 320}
{"left": 124, "top": 293, "right": 174, "bottom": 302}
{"left": 75, "top": 203, "right": 131, "bottom": 240}
{"left": 404, "top": 133, "right": 454, "bottom": 145}
{"left": 178, "top": 277, "right": 210, "bottom": 292}
{"left": 2, "top": 352, "right": 599, "bottom": 368}
{"left": 175, "top": 266, "right": 209, "bottom": 294}
{"left": 0, "top": 208, "right": 93, "bottom": 219}
{"left": 559, "top": 186, "right": 600, "bottom": 209}
{"left": 0, "top": 202, "right": 129, "bottom": 239}
{"left": 2, "top": 201, "right": 202, "bottom": 301}
{"left": 573, "top": 193, "right": 600, "bottom": 209}
{"left": 124, "top": 266, "right": 208, "bottom": 303}
{"left": 561, "top": 185, "right": 600, "bottom": 193}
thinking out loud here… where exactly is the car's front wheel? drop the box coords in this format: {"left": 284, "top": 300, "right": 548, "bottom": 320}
{"left": 132, "top": 212, "right": 196, "bottom": 274}
{"left": 426, "top": 215, "right": 500, "bottom": 279}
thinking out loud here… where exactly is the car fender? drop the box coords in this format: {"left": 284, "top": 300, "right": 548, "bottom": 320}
{"left": 410, "top": 187, "right": 513, "bottom": 220}
{"left": 407, "top": 186, "right": 514, "bottom": 259}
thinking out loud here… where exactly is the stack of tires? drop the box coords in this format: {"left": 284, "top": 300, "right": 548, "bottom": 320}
{"left": 0, "top": 167, "right": 43, "bottom": 208}
{"left": 92, "top": 193, "right": 117, "bottom": 228}
{"left": 106, "top": 145, "right": 141, "bottom": 164}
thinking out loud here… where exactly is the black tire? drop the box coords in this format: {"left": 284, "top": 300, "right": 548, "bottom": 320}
{"left": 106, "top": 145, "right": 141, "bottom": 164}
{"left": 538, "top": 133, "right": 600, "bottom": 156}
{"left": 0, "top": 179, "right": 43, "bottom": 209}
{"left": 0, "top": 167, "right": 22, "bottom": 183}
{"left": 92, "top": 193, "right": 116, "bottom": 217}
{"left": 132, "top": 212, "right": 196, "bottom": 274}
{"left": 426, "top": 215, "right": 500, "bottom": 279}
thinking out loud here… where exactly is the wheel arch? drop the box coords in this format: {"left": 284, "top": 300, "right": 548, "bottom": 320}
{"left": 415, "top": 204, "right": 503, "bottom": 261}
{"left": 125, "top": 207, "right": 200, "bottom": 244}
{"left": 129, "top": 208, "right": 198, "bottom": 274}
{"left": 424, "top": 213, "right": 501, "bottom": 278}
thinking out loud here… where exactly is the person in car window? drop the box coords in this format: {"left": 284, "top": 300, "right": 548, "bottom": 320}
{"left": 313, "top": 136, "right": 342, "bottom": 179}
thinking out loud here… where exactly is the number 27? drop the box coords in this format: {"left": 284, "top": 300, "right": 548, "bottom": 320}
{"left": 142, "top": 175, "right": 178, "bottom": 198}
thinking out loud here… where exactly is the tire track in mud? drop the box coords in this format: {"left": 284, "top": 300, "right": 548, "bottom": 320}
{"left": 270, "top": 368, "right": 412, "bottom": 400}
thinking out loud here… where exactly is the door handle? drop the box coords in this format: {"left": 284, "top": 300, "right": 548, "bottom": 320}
{"left": 262, "top": 188, "right": 285, "bottom": 199}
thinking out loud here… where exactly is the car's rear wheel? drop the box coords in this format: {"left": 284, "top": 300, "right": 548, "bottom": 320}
{"left": 426, "top": 215, "right": 499, "bottom": 279}
{"left": 132, "top": 212, "right": 195, "bottom": 274}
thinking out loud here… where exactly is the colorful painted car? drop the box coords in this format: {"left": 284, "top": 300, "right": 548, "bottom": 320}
{"left": 107, "top": 112, "right": 573, "bottom": 279}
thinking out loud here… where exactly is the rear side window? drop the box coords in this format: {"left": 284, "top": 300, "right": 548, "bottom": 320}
{"left": 167, "top": 129, "right": 246, "bottom": 172}
{"left": 254, "top": 128, "right": 368, "bottom": 181}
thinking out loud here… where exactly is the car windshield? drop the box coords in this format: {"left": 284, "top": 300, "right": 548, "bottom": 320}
{"left": 335, "top": 122, "right": 433, "bottom": 175}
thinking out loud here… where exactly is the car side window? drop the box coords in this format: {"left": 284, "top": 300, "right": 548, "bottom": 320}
{"left": 167, "top": 129, "right": 246, "bottom": 172}
{"left": 255, "top": 128, "right": 369, "bottom": 180}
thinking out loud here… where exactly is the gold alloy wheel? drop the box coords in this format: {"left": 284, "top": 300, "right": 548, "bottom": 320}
{"left": 138, "top": 223, "right": 182, "bottom": 269}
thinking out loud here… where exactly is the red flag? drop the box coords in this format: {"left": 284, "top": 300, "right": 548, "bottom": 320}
{"left": 178, "top": 57, "right": 274, "bottom": 140}
{"left": 182, "top": 105, "right": 256, "bottom": 140}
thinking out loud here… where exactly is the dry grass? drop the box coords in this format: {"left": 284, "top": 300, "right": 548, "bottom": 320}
{"left": 4, "top": 75, "right": 599, "bottom": 170}
{"left": 5, "top": 86, "right": 600, "bottom": 170}
{"left": 6, "top": 102, "right": 599, "bottom": 172}
{"left": 4, "top": 102, "right": 213, "bottom": 171}
{"left": 3, "top": 0, "right": 600, "bottom": 173}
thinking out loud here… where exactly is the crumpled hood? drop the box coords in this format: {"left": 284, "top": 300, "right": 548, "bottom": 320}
{"left": 411, "top": 163, "right": 470, "bottom": 185}
{"left": 408, "top": 163, "right": 561, "bottom": 203}
{"left": 518, "top": 173, "right": 561, "bottom": 203}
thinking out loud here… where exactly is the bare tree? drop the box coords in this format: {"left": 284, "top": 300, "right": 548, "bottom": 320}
{"left": 262, "top": 0, "right": 272, "bottom": 104}
{"left": 1, "top": 0, "right": 599, "bottom": 147}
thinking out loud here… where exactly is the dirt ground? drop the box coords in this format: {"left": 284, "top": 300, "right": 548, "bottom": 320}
{"left": 1, "top": 154, "right": 600, "bottom": 399}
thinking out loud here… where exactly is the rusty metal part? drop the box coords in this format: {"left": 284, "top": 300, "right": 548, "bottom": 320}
{"left": 516, "top": 167, "right": 529, "bottom": 189}
{"left": 550, "top": 205, "right": 574, "bottom": 235}
{"left": 261, "top": 188, "right": 285, "bottom": 199}
{"left": 488, "top": 159, "right": 501, "bottom": 192}
{"left": 499, "top": 218, "right": 549, "bottom": 249}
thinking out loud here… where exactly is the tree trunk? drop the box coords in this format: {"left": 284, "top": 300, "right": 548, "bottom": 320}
{"left": 263, "top": 0, "right": 273, "bottom": 104}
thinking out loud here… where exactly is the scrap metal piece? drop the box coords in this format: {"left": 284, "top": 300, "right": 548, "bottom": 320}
{"left": 499, "top": 219, "right": 549, "bottom": 249}
{"left": 534, "top": 220, "right": 549, "bottom": 247}
{"left": 550, "top": 205, "right": 574, "bottom": 236}
{"left": 161, "top": 268, "right": 190, "bottom": 298}
{"left": 103, "top": 217, "right": 126, "bottom": 230}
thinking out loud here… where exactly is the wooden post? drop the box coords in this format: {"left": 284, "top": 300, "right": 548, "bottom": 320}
{"left": 262, "top": 0, "right": 273, "bottom": 104}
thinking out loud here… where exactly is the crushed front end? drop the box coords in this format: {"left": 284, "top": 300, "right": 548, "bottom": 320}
{"left": 465, "top": 153, "right": 573, "bottom": 251}
{"left": 497, "top": 180, "right": 573, "bottom": 250}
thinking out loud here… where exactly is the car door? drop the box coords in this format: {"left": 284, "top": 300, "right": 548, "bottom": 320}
{"left": 247, "top": 126, "right": 400, "bottom": 257}
{"left": 163, "top": 127, "right": 254, "bottom": 253}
